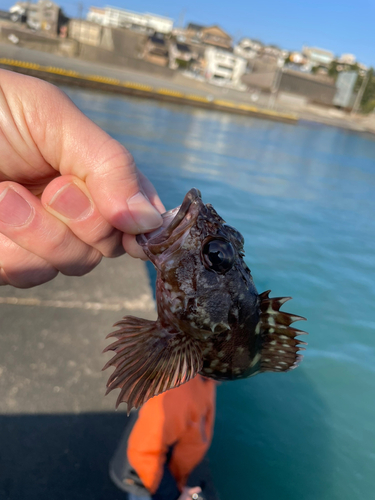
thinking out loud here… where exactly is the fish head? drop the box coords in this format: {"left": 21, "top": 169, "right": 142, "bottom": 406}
{"left": 105, "top": 189, "right": 307, "bottom": 410}
{"left": 137, "top": 188, "right": 260, "bottom": 342}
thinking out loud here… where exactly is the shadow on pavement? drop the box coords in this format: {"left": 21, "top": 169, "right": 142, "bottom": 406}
{"left": 0, "top": 412, "right": 128, "bottom": 500}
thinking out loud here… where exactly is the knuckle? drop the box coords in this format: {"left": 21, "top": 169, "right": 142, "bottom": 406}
{"left": 102, "top": 245, "right": 126, "bottom": 258}
{"left": 98, "top": 139, "right": 136, "bottom": 175}
{"left": 0, "top": 254, "right": 58, "bottom": 288}
{"left": 80, "top": 221, "right": 124, "bottom": 258}
{"left": 46, "top": 225, "right": 71, "bottom": 255}
{"left": 97, "top": 231, "right": 124, "bottom": 258}
{"left": 43, "top": 225, "right": 102, "bottom": 277}
{"left": 62, "top": 249, "right": 102, "bottom": 277}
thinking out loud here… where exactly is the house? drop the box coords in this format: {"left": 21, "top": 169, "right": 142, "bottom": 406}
{"left": 87, "top": 6, "right": 173, "bottom": 34}
{"left": 10, "top": 0, "right": 68, "bottom": 34}
{"left": 185, "top": 22, "right": 205, "bottom": 42}
{"left": 169, "top": 41, "right": 198, "bottom": 69}
{"left": 302, "top": 46, "right": 334, "bottom": 67}
{"left": 86, "top": 7, "right": 105, "bottom": 25}
{"left": 338, "top": 53, "right": 356, "bottom": 65}
{"left": 200, "top": 25, "right": 232, "bottom": 49}
{"left": 28, "top": 0, "right": 59, "bottom": 33}
{"left": 204, "top": 46, "right": 246, "bottom": 86}
{"left": 263, "top": 45, "right": 283, "bottom": 58}
{"left": 185, "top": 23, "right": 232, "bottom": 50}
{"left": 234, "top": 38, "right": 263, "bottom": 59}
{"left": 143, "top": 32, "right": 169, "bottom": 66}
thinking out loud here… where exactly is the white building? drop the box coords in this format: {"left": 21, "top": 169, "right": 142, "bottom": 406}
{"left": 87, "top": 6, "right": 173, "bottom": 34}
{"left": 234, "top": 38, "right": 263, "bottom": 60}
{"left": 205, "top": 47, "right": 246, "bottom": 87}
{"left": 302, "top": 46, "right": 334, "bottom": 66}
{"left": 338, "top": 53, "right": 356, "bottom": 65}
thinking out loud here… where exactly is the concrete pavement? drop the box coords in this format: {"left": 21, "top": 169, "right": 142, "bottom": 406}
{"left": 0, "top": 255, "right": 156, "bottom": 499}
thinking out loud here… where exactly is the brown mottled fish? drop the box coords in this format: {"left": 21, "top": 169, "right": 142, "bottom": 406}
{"left": 103, "top": 188, "right": 307, "bottom": 410}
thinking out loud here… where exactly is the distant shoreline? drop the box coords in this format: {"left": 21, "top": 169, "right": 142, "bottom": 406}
{"left": 0, "top": 56, "right": 298, "bottom": 124}
{"left": 0, "top": 39, "right": 374, "bottom": 136}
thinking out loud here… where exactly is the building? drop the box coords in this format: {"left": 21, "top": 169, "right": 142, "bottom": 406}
{"left": 302, "top": 46, "right": 334, "bottom": 67}
{"left": 234, "top": 37, "right": 263, "bottom": 59}
{"left": 204, "top": 46, "right": 246, "bottom": 86}
{"left": 338, "top": 53, "right": 356, "bottom": 65}
{"left": 169, "top": 41, "right": 198, "bottom": 69}
{"left": 185, "top": 23, "right": 205, "bottom": 40}
{"left": 86, "top": 7, "right": 105, "bottom": 24}
{"left": 10, "top": 0, "right": 68, "bottom": 34}
{"left": 87, "top": 6, "right": 173, "bottom": 34}
{"left": 185, "top": 23, "right": 232, "bottom": 50}
{"left": 143, "top": 32, "right": 169, "bottom": 66}
{"left": 263, "top": 45, "right": 284, "bottom": 58}
{"left": 201, "top": 25, "right": 232, "bottom": 49}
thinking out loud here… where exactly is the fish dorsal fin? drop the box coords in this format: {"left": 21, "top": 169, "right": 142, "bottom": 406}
{"left": 103, "top": 316, "right": 202, "bottom": 412}
{"left": 257, "top": 290, "right": 307, "bottom": 373}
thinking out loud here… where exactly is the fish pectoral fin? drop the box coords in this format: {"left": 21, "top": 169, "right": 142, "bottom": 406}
{"left": 103, "top": 316, "right": 202, "bottom": 411}
{"left": 257, "top": 291, "right": 308, "bottom": 373}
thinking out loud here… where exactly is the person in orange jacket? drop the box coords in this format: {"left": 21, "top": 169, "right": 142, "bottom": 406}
{"left": 109, "top": 375, "right": 218, "bottom": 500}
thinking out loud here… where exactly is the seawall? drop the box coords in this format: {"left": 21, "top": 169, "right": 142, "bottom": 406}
{"left": 0, "top": 56, "right": 298, "bottom": 124}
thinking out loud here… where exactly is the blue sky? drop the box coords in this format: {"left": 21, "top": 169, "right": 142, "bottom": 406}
{"left": 5, "top": 0, "right": 375, "bottom": 66}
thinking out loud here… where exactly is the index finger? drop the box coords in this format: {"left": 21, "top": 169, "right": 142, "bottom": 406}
{"left": 1, "top": 71, "right": 164, "bottom": 234}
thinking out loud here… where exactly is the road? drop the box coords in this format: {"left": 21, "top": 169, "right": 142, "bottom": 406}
{"left": 0, "top": 41, "right": 273, "bottom": 108}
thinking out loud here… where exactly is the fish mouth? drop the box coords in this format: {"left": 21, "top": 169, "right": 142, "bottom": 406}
{"left": 136, "top": 188, "right": 202, "bottom": 253}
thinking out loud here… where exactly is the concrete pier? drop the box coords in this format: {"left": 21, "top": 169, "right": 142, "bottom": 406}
{"left": 0, "top": 255, "right": 157, "bottom": 499}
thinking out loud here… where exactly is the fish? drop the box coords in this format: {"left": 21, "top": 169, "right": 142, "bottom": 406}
{"left": 103, "top": 188, "right": 307, "bottom": 410}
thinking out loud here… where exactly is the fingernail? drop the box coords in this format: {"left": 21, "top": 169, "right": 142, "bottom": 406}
{"left": 0, "top": 187, "right": 33, "bottom": 226}
{"left": 48, "top": 183, "right": 93, "bottom": 220}
{"left": 128, "top": 192, "right": 163, "bottom": 231}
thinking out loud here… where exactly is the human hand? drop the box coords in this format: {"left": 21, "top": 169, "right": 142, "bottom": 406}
{"left": 177, "top": 486, "right": 202, "bottom": 500}
{"left": 0, "top": 69, "right": 164, "bottom": 288}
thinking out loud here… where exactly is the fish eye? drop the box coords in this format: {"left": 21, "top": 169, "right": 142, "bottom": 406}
{"left": 201, "top": 237, "right": 235, "bottom": 274}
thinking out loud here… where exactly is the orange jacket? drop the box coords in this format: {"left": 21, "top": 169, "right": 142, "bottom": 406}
{"left": 127, "top": 376, "right": 216, "bottom": 494}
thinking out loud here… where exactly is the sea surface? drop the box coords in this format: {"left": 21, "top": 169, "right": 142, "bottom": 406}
{"left": 65, "top": 87, "right": 375, "bottom": 500}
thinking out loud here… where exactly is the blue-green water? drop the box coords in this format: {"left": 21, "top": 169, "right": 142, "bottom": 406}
{"left": 65, "top": 88, "right": 375, "bottom": 500}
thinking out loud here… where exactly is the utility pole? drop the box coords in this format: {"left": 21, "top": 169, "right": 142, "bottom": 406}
{"left": 268, "top": 58, "right": 284, "bottom": 110}
{"left": 351, "top": 70, "right": 370, "bottom": 115}
{"left": 77, "top": 1, "right": 83, "bottom": 19}
{"left": 178, "top": 8, "right": 186, "bottom": 29}
{"left": 77, "top": 1, "right": 83, "bottom": 42}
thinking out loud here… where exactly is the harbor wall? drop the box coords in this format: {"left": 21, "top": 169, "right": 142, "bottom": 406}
{"left": 0, "top": 24, "right": 174, "bottom": 78}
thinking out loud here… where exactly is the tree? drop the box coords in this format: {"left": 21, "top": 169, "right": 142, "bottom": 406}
{"left": 328, "top": 60, "right": 339, "bottom": 78}
{"left": 360, "top": 68, "right": 375, "bottom": 113}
